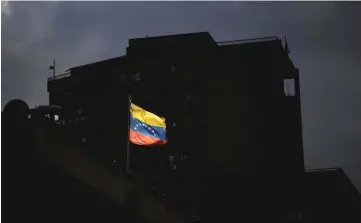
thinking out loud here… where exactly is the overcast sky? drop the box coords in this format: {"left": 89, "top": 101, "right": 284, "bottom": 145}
{"left": 2, "top": 2, "right": 361, "bottom": 191}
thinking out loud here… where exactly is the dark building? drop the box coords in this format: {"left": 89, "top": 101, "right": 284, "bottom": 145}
{"left": 6, "top": 32, "right": 360, "bottom": 223}
{"left": 47, "top": 32, "right": 304, "bottom": 179}
{"left": 4, "top": 98, "right": 359, "bottom": 223}
{"left": 300, "top": 168, "right": 361, "bottom": 222}
{"left": 207, "top": 36, "right": 304, "bottom": 177}
{"left": 47, "top": 56, "right": 130, "bottom": 165}
{"left": 2, "top": 99, "right": 172, "bottom": 223}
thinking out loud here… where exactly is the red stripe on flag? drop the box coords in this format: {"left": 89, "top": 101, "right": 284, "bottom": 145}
{"left": 129, "top": 129, "right": 167, "bottom": 146}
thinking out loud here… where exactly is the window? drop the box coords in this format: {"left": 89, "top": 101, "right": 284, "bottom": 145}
{"left": 284, "top": 79, "right": 295, "bottom": 96}
{"left": 169, "top": 156, "right": 175, "bottom": 165}
{"left": 181, "top": 154, "right": 189, "bottom": 160}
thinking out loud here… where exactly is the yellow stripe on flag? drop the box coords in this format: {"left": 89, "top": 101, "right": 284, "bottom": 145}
{"left": 130, "top": 103, "right": 166, "bottom": 128}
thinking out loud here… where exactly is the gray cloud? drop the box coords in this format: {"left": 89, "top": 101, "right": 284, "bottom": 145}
{"left": 2, "top": 2, "right": 361, "bottom": 191}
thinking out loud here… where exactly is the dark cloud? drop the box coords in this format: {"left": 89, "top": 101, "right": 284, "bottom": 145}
{"left": 2, "top": 2, "right": 361, "bottom": 191}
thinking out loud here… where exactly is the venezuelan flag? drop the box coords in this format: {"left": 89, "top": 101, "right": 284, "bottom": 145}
{"left": 129, "top": 103, "right": 167, "bottom": 145}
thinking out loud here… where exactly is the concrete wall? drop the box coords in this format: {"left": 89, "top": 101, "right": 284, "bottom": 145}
{"left": 203, "top": 51, "right": 255, "bottom": 172}
{"left": 203, "top": 41, "right": 304, "bottom": 175}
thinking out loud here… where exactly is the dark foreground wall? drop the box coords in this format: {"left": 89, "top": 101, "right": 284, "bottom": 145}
{"left": 5, "top": 159, "right": 141, "bottom": 223}
{"left": 300, "top": 169, "right": 361, "bottom": 223}
{"left": 2, "top": 101, "right": 143, "bottom": 223}
{"left": 3, "top": 99, "right": 360, "bottom": 223}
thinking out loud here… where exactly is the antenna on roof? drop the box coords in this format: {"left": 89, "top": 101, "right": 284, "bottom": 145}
{"left": 49, "top": 60, "right": 55, "bottom": 78}
{"left": 284, "top": 32, "right": 290, "bottom": 55}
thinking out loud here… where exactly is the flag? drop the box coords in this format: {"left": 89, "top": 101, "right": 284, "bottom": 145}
{"left": 129, "top": 103, "right": 167, "bottom": 145}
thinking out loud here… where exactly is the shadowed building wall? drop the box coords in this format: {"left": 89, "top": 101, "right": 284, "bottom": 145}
{"left": 47, "top": 32, "right": 304, "bottom": 178}
{"left": 205, "top": 38, "right": 304, "bottom": 177}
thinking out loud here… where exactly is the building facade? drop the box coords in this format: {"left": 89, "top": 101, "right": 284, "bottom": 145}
{"left": 207, "top": 37, "right": 304, "bottom": 177}
{"left": 47, "top": 32, "right": 304, "bottom": 178}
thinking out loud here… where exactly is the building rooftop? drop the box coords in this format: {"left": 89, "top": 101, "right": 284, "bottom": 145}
{"left": 217, "top": 36, "right": 279, "bottom": 46}
{"left": 69, "top": 55, "right": 127, "bottom": 72}
{"left": 127, "top": 32, "right": 217, "bottom": 57}
{"left": 128, "top": 31, "right": 214, "bottom": 47}
{"left": 49, "top": 32, "right": 287, "bottom": 80}
{"left": 48, "top": 56, "right": 127, "bottom": 81}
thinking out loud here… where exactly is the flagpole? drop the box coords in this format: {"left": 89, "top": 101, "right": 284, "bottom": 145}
{"left": 126, "top": 93, "right": 131, "bottom": 174}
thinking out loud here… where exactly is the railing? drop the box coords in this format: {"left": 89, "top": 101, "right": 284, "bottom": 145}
{"left": 305, "top": 168, "right": 343, "bottom": 173}
{"left": 217, "top": 36, "right": 279, "bottom": 46}
{"left": 48, "top": 72, "right": 71, "bottom": 81}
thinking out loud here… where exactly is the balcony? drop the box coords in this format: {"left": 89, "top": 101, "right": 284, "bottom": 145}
{"left": 48, "top": 72, "right": 71, "bottom": 82}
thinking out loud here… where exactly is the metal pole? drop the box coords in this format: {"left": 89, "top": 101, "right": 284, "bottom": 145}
{"left": 126, "top": 94, "right": 131, "bottom": 174}
{"left": 53, "top": 60, "right": 56, "bottom": 78}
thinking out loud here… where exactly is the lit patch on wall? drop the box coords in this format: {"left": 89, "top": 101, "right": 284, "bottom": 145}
{"left": 54, "top": 115, "right": 59, "bottom": 121}
{"left": 169, "top": 156, "right": 175, "bottom": 165}
{"left": 284, "top": 79, "right": 295, "bottom": 96}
